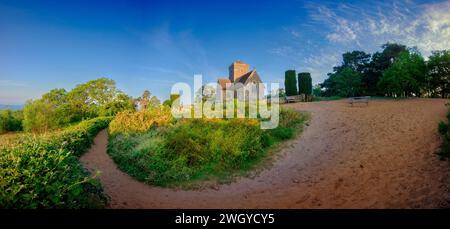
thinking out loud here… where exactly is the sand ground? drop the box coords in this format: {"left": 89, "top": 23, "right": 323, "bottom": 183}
{"left": 80, "top": 98, "right": 450, "bottom": 208}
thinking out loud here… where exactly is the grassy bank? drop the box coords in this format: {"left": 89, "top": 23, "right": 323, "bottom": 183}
{"left": 107, "top": 108, "right": 308, "bottom": 187}
{"left": 0, "top": 117, "right": 112, "bottom": 208}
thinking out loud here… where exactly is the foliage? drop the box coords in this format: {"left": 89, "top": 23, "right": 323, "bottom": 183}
{"left": 298, "top": 72, "right": 312, "bottom": 96}
{"left": 22, "top": 78, "right": 134, "bottom": 132}
{"left": 319, "top": 43, "right": 450, "bottom": 99}
{"left": 137, "top": 90, "right": 160, "bottom": 110}
{"left": 0, "top": 109, "right": 23, "bottom": 133}
{"left": 438, "top": 109, "right": 450, "bottom": 159}
{"left": 284, "top": 70, "right": 298, "bottom": 96}
{"left": 427, "top": 50, "right": 450, "bottom": 98}
{"left": 107, "top": 108, "right": 308, "bottom": 187}
{"left": 377, "top": 51, "right": 426, "bottom": 97}
{"left": 109, "top": 107, "right": 172, "bottom": 135}
{"left": 163, "top": 94, "right": 181, "bottom": 108}
{"left": 99, "top": 93, "right": 135, "bottom": 116}
{"left": 23, "top": 99, "right": 59, "bottom": 133}
{"left": 334, "top": 67, "right": 363, "bottom": 97}
{"left": 0, "top": 117, "right": 111, "bottom": 208}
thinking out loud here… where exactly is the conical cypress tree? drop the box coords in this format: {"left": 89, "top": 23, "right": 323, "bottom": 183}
{"left": 284, "top": 70, "right": 298, "bottom": 96}
{"left": 298, "top": 72, "right": 312, "bottom": 95}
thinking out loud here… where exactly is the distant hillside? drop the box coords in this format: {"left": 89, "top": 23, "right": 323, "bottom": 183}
{"left": 0, "top": 104, "right": 24, "bottom": 110}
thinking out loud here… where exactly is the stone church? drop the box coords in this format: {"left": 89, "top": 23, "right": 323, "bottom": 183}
{"left": 217, "top": 60, "right": 263, "bottom": 100}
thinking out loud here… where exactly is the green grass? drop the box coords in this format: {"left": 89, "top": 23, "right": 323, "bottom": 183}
{"left": 107, "top": 108, "right": 309, "bottom": 188}
{"left": 0, "top": 117, "right": 112, "bottom": 208}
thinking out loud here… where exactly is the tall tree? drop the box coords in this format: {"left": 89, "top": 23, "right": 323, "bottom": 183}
{"left": 377, "top": 51, "right": 426, "bottom": 97}
{"left": 67, "top": 78, "right": 121, "bottom": 118}
{"left": 334, "top": 67, "right": 363, "bottom": 97}
{"left": 363, "top": 43, "right": 408, "bottom": 95}
{"left": 138, "top": 90, "right": 151, "bottom": 109}
{"left": 340, "top": 51, "right": 371, "bottom": 73}
{"left": 284, "top": 70, "right": 298, "bottom": 96}
{"left": 298, "top": 72, "right": 312, "bottom": 95}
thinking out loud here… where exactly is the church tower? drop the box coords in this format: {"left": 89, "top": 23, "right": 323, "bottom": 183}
{"left": 228, "top": 60, "right": 250, "bottom": 82}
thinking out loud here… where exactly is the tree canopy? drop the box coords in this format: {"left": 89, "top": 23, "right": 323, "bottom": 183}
{"left": 22, "top": 78, "right": 136, "bottom": 132}
{"left": 319, "top": 42, "right": 448, "bottom": 98}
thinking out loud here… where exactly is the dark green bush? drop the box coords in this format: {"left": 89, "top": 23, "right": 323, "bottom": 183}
{"left": 438, "top": 121, "right": 448, "bottom": 135}
{"left": 0, "top": 117, "right": 112, "bottom": 208}
{"left": 438, "top": 109, "right": 450, "bottom": 159}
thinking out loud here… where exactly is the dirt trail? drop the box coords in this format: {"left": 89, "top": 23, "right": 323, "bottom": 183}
{"left": 80, "top": 98, "right": 450, "bottom": 208}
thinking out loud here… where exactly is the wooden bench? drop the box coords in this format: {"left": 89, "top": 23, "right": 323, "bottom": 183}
{"left": 348, "top": 96, "right": 370, "bottom": 106}
{"left": 285, "top": 95, "right": 301, "bottom": 103}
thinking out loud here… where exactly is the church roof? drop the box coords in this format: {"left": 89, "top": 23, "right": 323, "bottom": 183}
{"left": 217, "top": 78, "right": 231, "bottom": 89}
{"left": 235, "top": 70, "right": 262, "bottom": 85}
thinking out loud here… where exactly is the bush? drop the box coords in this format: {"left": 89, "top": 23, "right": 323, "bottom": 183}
{"left": 0, "top": 117, "right": 112, "bottom": 208}
{"left": 438, "top": 109, "right": 450, "bottom": 159}
{"left": 107, "top": 108, "right": 308, "bottom": 187}
{"left": 0, "top": 109, "right": 23, "bottom": 133}
{"left": 109, "top": 107, "right": 172, "bottom": 135}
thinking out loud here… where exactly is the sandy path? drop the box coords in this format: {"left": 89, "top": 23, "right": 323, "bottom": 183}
{"left": 80, "top": 98, "right": 450, "bottom": 208}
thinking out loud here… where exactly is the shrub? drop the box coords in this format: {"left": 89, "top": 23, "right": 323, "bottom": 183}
{"left": 109, "top": 107, "right": 172, "bottom": 135}
{"left": 0, "top": 109, "right": 23, "bottom": 133}
{"left": 438, "top": 121, "right": 448, "bottom": 135}
{"left": 0, "top": 117, "right": 111, "bottom": 208}
{"left": 438, "top": 109, "right": 450, "bottom": 159}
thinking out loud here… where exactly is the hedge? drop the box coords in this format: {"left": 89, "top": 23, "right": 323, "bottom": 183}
{"left": 0, "top": 117, "right": 112, "bottom": 208}
{"left": 438, "top": 109, "right": 450, "bottom": 159}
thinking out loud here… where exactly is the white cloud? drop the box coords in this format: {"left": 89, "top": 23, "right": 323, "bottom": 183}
{"left": 270, "top": 0, "right": 450, "bottom": 84}
{"left": 312, "top": 0, "right": 450, "bottom": 56}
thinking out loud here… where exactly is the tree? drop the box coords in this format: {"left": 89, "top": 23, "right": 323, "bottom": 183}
{"left": 23, "top": 78, "right": 134, "bottom": 132}
{"left": 284, "top": 70, "right": 298, "bottom": 96}
{"left": 137, "top": 90, "right": 160, "bottom": 110}
{"left": 298, "top": 72, "right": 312, "bottom": 95}
{"left": 23, "top": 99, "right": 58, "bottom": 132}
{"left": 163, "top": 94, "right": 180, "bottom": 108}
{"left": 0, "top": 109, "right": 23, "bottom": 133}
{"left": 67, "top": 78, "right": 121, "bottom": 118}
{"left": 363, "top": 43, "right": 408, "bottom": 95}
{"left": 377, "top": 51, "right": 426, "bottom": 97}
{"left": 427, "top": 50, "right": 450, "bottom": 98}
{"left": 334, "top": 67, "right": 363, "bottom": 97}
{"left": 99, "top": 93, "right": 135, "bottom": 116}
{"left": 313, "top": 84, "right": 322, "bottom": 97}
{"left": 340, "top": 51, "right": 371, "bottom": 73}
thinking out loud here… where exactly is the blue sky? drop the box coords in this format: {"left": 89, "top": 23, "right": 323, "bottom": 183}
{"left": 1, "top": 0, "right": 449, "bottom": 104}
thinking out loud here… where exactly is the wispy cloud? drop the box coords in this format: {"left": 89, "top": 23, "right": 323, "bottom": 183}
{"left": 309, "top": 0, "right": 450, "bottom": 55}
{"left": 269, "top": 0, "right": 450, "bottom": 84}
